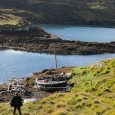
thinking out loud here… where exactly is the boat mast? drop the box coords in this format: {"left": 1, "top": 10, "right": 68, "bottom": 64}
{"left": 54, "top": 45, "right": 58, "bottom": 80}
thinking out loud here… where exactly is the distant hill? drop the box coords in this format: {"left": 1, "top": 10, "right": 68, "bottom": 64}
{"left": 0, "top": 58, "right": 115, "bottom": 114}
{"left": 0, "top": 0, "right": 115, "bottom": 25}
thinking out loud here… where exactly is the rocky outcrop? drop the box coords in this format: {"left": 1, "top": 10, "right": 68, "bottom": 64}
{"left": 0, "top": 28, "right": 115, "bottom": 55}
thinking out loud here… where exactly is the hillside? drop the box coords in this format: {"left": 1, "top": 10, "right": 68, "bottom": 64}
{"left": 0, "top": 58, "right": 115, "bottom": 115}
{"left": 0, "top": 9, "right": 32, "bottom": 31}
{"left": 0, "top": 0, "right": 115, "bottom": 25}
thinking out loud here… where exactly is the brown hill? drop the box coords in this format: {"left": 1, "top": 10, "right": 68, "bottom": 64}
{"left": 0, "top": 0, "right": 115, "bottom": 25}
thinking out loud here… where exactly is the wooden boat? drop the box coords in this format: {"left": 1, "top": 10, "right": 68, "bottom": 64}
{"left": 35, "top": 79, "right": 68, "bottom": 91}
{"left": 35, "top": 46, "right": 68, "bottom": 91}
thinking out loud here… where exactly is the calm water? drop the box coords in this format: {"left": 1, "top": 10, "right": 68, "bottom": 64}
{"left": 0, "top": 25, "right": 115, "bottom": 84}
{"left": 0, "top": 49, "right": 115, "bottom": 84}
{"left": 38, "top": 24, "right": 115, "bottom": 42}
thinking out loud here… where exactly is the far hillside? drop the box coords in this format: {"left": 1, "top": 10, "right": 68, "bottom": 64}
{"left": 0, "top": 0, "right": 115, "bottom": 25}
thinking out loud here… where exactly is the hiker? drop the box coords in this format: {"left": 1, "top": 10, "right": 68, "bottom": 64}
{"left": 10, "top": 92, "right": 23, "bottom": 115}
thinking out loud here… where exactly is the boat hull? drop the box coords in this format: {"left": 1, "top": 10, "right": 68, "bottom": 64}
{"left": 36, "top": 81, "right": 67, "bottom": 91}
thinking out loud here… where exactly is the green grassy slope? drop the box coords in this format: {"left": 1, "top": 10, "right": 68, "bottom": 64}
{"left": 0, "top": 9, "right": 22, "bottom": 26}
{"left": 0, "top": 9, "right": 31, "bottom": 29}
{"left": 0, "top": 0, "right": 115, "bottom": 25}
{"left": 0, "top": 58, "right": 115, "bottom": 115}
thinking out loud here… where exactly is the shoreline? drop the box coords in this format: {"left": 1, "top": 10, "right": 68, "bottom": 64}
{"left": 0, "top": 26, "right": 115, "bottom": 55}
{"left": 0, "top": 26, "right": 115, "bottom": 102}
{"left": 0, "top": 40, "right": 115, "bottom": 55}
{"left": 0, "top": 67, "right": 74, "bottom": 102}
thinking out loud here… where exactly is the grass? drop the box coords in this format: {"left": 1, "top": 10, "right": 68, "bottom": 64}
{"left": 0, "top": 9, "right": 22, "bottom": 26}
{"left": 87, "top": 2, "right": 106, "bottom": 9}
{"left": 0, "top": 58, "right": 115, "bottom": 115}
{"left": 0, "top": 9, "right": 32, "bottom": 28}
{"left": 0, "top": 14, "right": 22, "bottom": 26}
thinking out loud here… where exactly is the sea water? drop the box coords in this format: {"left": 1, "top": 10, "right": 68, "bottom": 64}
{"left": 0, "top": 25, "right": 115, "bottom": 84}
{"left": 0, "top": 49, "right": 115, "bottom": 84}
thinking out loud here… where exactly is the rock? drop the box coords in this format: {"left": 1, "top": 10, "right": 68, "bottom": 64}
{"left": 0, "top": 28, "right": 115, "bottom": 55}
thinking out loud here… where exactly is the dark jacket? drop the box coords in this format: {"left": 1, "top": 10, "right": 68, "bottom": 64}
{"left": 10, "top": 96, "right": 23, "bottom": 108}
